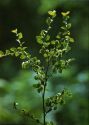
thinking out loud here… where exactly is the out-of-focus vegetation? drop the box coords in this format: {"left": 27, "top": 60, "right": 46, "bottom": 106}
{"left": 0, "top": 0, "right": 89, "bottom": 125}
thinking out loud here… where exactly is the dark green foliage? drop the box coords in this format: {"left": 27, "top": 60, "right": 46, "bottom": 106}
{"left": 0, "top": 10, "right": 74, "bottom": 125}
{"left": 45, "top": 89, "right": 72, "bottom": 114}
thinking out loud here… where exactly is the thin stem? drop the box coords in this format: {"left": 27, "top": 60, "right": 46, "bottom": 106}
{"left": 42, "top": 59, "right": 49, "bottom": 125}
{"left": 42, "top": 84, "right": 46, "bottom": 125}
{"left": 41, "top": 16, "right": 54, "bottom": 125}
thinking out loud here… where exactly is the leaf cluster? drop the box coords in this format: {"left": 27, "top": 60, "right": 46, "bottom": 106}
{"left": 45, "top": 89, "right": 72, "bottom": 114}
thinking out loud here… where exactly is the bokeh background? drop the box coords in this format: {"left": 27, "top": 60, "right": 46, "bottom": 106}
{"left": 0, "top": 0, "right": 89, "bottom": 125}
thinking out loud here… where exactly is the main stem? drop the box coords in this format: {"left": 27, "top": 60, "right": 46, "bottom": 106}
{"left": 42, "top": 60, "right": 49, "bottom": 125}
{"left": 41, "top": 21, "right": 52, "bottom": 125}
{"left": 42, "top": 83, "right": 46, "bottom": 125}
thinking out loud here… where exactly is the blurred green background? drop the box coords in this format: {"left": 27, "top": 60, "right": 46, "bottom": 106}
{"left": 0, "top": 0, "right": 89, "bottom": 125}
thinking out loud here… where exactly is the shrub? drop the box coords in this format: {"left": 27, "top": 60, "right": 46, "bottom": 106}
{"left": 0, "top": 10, "right": 74, "bottom": 125}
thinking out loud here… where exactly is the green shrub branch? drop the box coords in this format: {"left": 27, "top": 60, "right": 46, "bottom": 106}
{"left": 0, "top": 10, "right": 74, "bottom": 125}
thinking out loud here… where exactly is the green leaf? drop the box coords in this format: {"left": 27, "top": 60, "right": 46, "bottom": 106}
{"left": 43, "top": 42, "right": 50, "bottom": 47}
{"left": 60, "top": 60, "right": 66, "bottom": 68}
{"left": 46, "top": 17, "right": 52, "bottom": 25}
{"left": 20, "top": 54, "right": 26, "bottom": 59}
{"left": 51, "top": 40, "right": 55, "bottom": 45}
{"left": 65, "top": 36, "right": 70, "bottom": 40}
{"left": 40, "top": 30, "right": 46, "bottom": 37}
{"left": 67, "top": 23, "right": 71, "bottom": 29}
{"left": 61, "top": 11, "right": 70, "bottom": 16}
{"left": 63, "top": 31, "right": 70, "bottom": 36}
{"left": 70, "top": 37, "right": 74, "bottom": 43}
{"left": 18, "top": 32, "right": 23, "bottom": 39}
{"left": 33, "top": 83, "right": 40, "bottom": 88}
{"left": 46, "top": 121, "right": 54, "bottom": 125}
{"left": 60, "top": 99, "right": 65, "bottom": 105}
{"left": 43, "top": 53, "right": 48, "bottom": 58}
{"left": 66, "top": 58, "right": 75, "bottom": 66}
{"left": 37, "top": 86, "right": 43, "bottom": 93}
{"left": 56, "top": 33, "right": 61, "bottom": 39}
{"left": 0, "top": 51, "right": 4, "bottom": 57}
{"left": 23, "top": 47, "right": 27, "bottom": 50}
{"left": 15, "top": 52, "right": 19, "bottom": 57}
{"left": 10, "top": 47, "right": 17, "bottom": 52}
{"left": 5, "top": 50, "right": 10, "bottom": 55}
{"left": 61, "top": 26, "right": 66, "bottom": 30}
{"left": 17, "top": 47, "right": 22, "bottom": 50}
{"left": 46, "top": 35, "right": 50, "bottom": 41}
{"left": 22, "top": 61, "right": 30, "bottom": 69}
{"left": 48, "top": 10, "right": 56, "bottom": 18}
{"left": 11, "top": 29, "right": 17, "bottom": 34}
{"left": 36, "top": 36, "right": 43, "bottom": 44}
